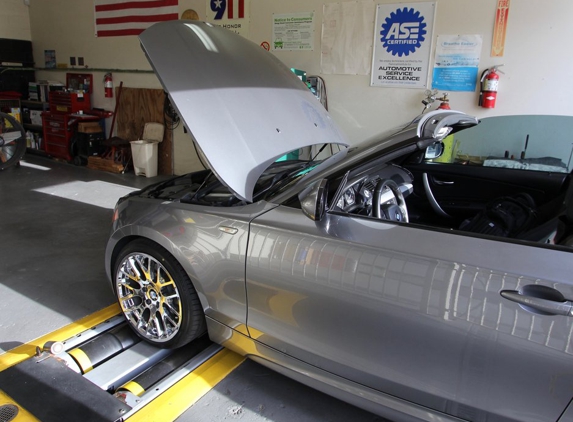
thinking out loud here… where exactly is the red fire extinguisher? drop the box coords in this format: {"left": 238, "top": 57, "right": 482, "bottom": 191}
{"left": 479, "top": 66, "right": 503, "bottom": 108}
{"left": 104, "top": 73, "right": 113, "bottom": 98}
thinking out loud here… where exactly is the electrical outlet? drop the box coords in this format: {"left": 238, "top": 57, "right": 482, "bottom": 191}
{"left": 70, "top": 56, "right": 76, "bottom": 66}
{"left": 78, "top": 57, "right": 84, "bottom": 66}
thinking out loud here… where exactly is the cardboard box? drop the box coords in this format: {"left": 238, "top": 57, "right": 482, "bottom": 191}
{"left": 78, "top": 121, "right": 102, "bottom": 133}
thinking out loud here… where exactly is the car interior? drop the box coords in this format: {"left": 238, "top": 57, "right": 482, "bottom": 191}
{"left": 327, "top": 117, "right": 573, "bottom": 250}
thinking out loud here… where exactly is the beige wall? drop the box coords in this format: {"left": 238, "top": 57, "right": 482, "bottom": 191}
{"left": 0, "top": 0, "right": 31, "bottom": 40}
{"left": 6, "top": 1, "right": 573, "bottom": 174}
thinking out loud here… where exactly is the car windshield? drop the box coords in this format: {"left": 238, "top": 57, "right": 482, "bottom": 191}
{"left": 433, "top": 115, "right": 573, "bottom": 173}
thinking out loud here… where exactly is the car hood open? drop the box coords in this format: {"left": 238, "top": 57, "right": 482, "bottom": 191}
{"left": 139, "top": 21, "right": 349, "bottom": 202}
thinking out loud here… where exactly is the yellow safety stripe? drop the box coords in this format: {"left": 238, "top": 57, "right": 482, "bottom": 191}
{"left": 67, "top": 348, "right": 94, "bottom": 373}
{"left": 119, "top": 381, "right": 145, "bottom": 397}
{"left": 127, "top": 348, "right": 245, "bottom": 422}
{"left": 0, "top": 303, "right": 120, "bottom": 372}
{"left": 0, "top": 389, "right": 40, "bottom": 422}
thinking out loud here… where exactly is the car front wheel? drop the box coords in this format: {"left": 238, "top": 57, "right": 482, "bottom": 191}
{"left": 113, "top": 240, "right": 205, "bottom": 348}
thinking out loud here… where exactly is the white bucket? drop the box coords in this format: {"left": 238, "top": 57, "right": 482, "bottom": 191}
{"left": 130, "top": 140, "right": 159, "bottom": 177}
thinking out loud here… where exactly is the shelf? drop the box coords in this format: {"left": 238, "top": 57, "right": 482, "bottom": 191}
{"left": 24, "top": 123, "right": 43, "bottom": 131}
{"left": 22, "top": 100, "right": 48, "bottom": 107}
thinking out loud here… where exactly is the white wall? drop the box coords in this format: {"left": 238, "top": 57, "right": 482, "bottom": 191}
{"left": 248, "top": 0, "right": 573, "bottom": 143}
{"left": 14, "top": 0, "right": 573, "bottom": 174}
{"left": 0, "top": 0, "right": 31, "bottom": 40}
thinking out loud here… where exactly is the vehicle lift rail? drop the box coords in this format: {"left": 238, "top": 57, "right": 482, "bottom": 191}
{"left": 0, "top": 308, "right": 243, "bottom": 422}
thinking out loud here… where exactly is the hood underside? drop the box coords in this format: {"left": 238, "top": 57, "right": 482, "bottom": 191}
{"left": 139, "top": 21, "right": 349, "bottom": 202}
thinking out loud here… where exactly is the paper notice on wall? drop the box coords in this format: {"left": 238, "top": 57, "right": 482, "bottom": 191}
{"left": 432, "top": 34, "right": 482, "bottom": 92}
{"left": 206, "top": 0, "right": 250, "bottom": 38}
{"left": 272, "top": 12, "right": 315, "bottom": 51}
{"left": 371, "top": 2, "right": 435, "bottom": 88}
{"left": 320, "top": 1, "right": 375, "bottom": 75}
{"left": 492, "top": 0, "right": 510, "bottom": 57}
{"left": 44, "top": 50, "right": 56, "bottom": 68}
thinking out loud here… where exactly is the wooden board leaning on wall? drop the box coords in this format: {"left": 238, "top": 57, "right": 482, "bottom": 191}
{"left": 116, "top": 87, "right": 172, "bottom": 175}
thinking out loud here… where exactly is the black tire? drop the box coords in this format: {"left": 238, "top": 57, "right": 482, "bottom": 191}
{"left": 0, "top": 112, "right": 26, "bottom": 171}
{"left": 113, "top": 239, "right": 206, "bottom": 348}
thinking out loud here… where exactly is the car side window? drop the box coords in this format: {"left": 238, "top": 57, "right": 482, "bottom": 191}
{"left": 428, "top": 115, "right": 572, "bottom": 174}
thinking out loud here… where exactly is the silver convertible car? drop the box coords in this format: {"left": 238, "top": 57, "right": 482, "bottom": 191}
{"left": 105, "top": 21, "right": 573, "bottom": 422}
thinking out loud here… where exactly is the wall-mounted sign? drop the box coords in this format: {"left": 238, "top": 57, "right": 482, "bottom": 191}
{"left": 432, "top": 34, "right": 482, "bottom": 92}
{"left": 206, "top": 0, "right": 250, "bottom": 38}
{"left": 272, "top": 12, "right": 315, "bottom": 51}
{"left": 371, "top": 2, "right": 436, "bottom": 88}
{"left": 492, "top": 0, "right": 510, "bottom": 57}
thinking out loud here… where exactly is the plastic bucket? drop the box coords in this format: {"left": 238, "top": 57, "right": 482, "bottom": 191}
{"left": 130, "top": 140, "right": 158, "bottom": 177}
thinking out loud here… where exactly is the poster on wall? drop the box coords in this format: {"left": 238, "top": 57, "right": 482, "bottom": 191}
{"left": 44, "top": 50, "right": 56, "bottom": 68}
{"left": 272, "top": 12, "right": 315, "bottom": 51}
{"left": 371, "top": 2, "right": 435, "bottom": 88}
{"left": 206, "top": 0, "right": 250, "bottom": 38}
{"left": 321, "top": 1, "right": 375, "bottom": 75}
{"left": 431, "top": 34, "right": 482, "bottom": 92}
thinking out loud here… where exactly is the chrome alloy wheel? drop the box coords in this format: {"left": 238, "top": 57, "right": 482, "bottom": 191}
{"left": 115, "top": 252, "right": 182, "bottom": 343}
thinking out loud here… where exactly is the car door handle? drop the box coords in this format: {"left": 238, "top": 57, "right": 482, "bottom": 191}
{"left": 422, "top": 173, "right": 450, "bottom": 218}
{"left": 500, "top": 289, "right": 573, "bottom": 316}
{"left": 433, "top": 178, "right": 454, "bottom": 185}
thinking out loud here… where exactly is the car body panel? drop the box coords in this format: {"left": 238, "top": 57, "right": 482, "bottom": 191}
{"left": 206, "top": 316, "right": 464, "bottom": 422}
{"left": 105, "top": 197, "right": 278, "bottom": 332}
{"left": 246, "top": 205, "right": 573, "bottom": 422}
{"left": 108, "top": 30, "right": 573, "bottom": 418}
{"left": 139, "top": 21, "right": 348, "bottom": 202}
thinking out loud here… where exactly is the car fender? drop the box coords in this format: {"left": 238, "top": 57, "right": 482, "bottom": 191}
{"left": 105, "top": 223, "right": 212, "bottom": 314}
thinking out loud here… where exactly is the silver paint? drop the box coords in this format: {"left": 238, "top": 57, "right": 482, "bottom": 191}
{"left": 139, "top": 21, "right": 349, "bottom": 202}
{"left": 107, "top": 19, "right": 570, "bottom": 420}
{"left": 246, "top": 206, "right": 573, "bottom": 422}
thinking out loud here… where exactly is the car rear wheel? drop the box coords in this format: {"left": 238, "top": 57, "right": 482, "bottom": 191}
{"left": 114, "top": 240, "right": 205, "bottom": 348}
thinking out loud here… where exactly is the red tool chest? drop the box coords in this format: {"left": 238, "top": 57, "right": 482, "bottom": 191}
{"left": 42, "top": 90, "right": 101, "bottom": 162}
{"left": 49, "top": 91, "right": 91, "bottom": 114}
{"left": 42, "top": 113, "right": 74, "bottom": 161}
{"left": 42, "top": 112, "right": 99, "bottom": 161}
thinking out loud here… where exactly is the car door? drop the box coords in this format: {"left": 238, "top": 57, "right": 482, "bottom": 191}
{"left": 405, "top": 162, "right": 568, "bottom": 222}
{"left": 403, "top": 114, "right": 572, "bottom": 226}
{"left": 246, "top": 204, "right": 573, "bottom": 422}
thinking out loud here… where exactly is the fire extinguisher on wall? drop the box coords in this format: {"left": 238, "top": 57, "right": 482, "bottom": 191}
{"left": 104, "top": 73, "right": 113, "bottom": 98}
{"left": 479, "top": 65, "right": 503, "bottom": 108}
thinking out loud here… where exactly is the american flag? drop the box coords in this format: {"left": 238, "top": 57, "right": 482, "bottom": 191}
{"left": 94, "top": 0, "right": 179, "bottom": 37}
{"left": 211, "top": 0, "right": 245, "bottom": 20}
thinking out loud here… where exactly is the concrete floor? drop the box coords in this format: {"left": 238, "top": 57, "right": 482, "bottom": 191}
{"left": 0, "top": 153, "right": 384, "bottom": 422}
{"left": 0, "top": 154, "right": 150, "bottom": 351}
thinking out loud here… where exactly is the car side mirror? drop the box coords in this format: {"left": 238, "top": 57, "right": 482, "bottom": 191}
{"left": 425, "top": 141, "right": 445, "bottom": 160}
{"left": 299, "top": 179, "right": 328, "bottom": 221}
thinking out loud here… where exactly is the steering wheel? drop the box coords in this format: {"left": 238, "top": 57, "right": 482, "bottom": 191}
{"left": 373, "top": 179, "right": 409, "bottom": 223}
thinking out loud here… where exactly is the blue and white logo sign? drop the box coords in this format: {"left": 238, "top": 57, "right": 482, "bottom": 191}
{"left": 371, "top": 2, "right": 435, "bottom": 88}
{"left": 206, "top": 0, "right": 250, "bottom": 37}
{"left": 380, "top": 7, "right": 427, "bottom": 57}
